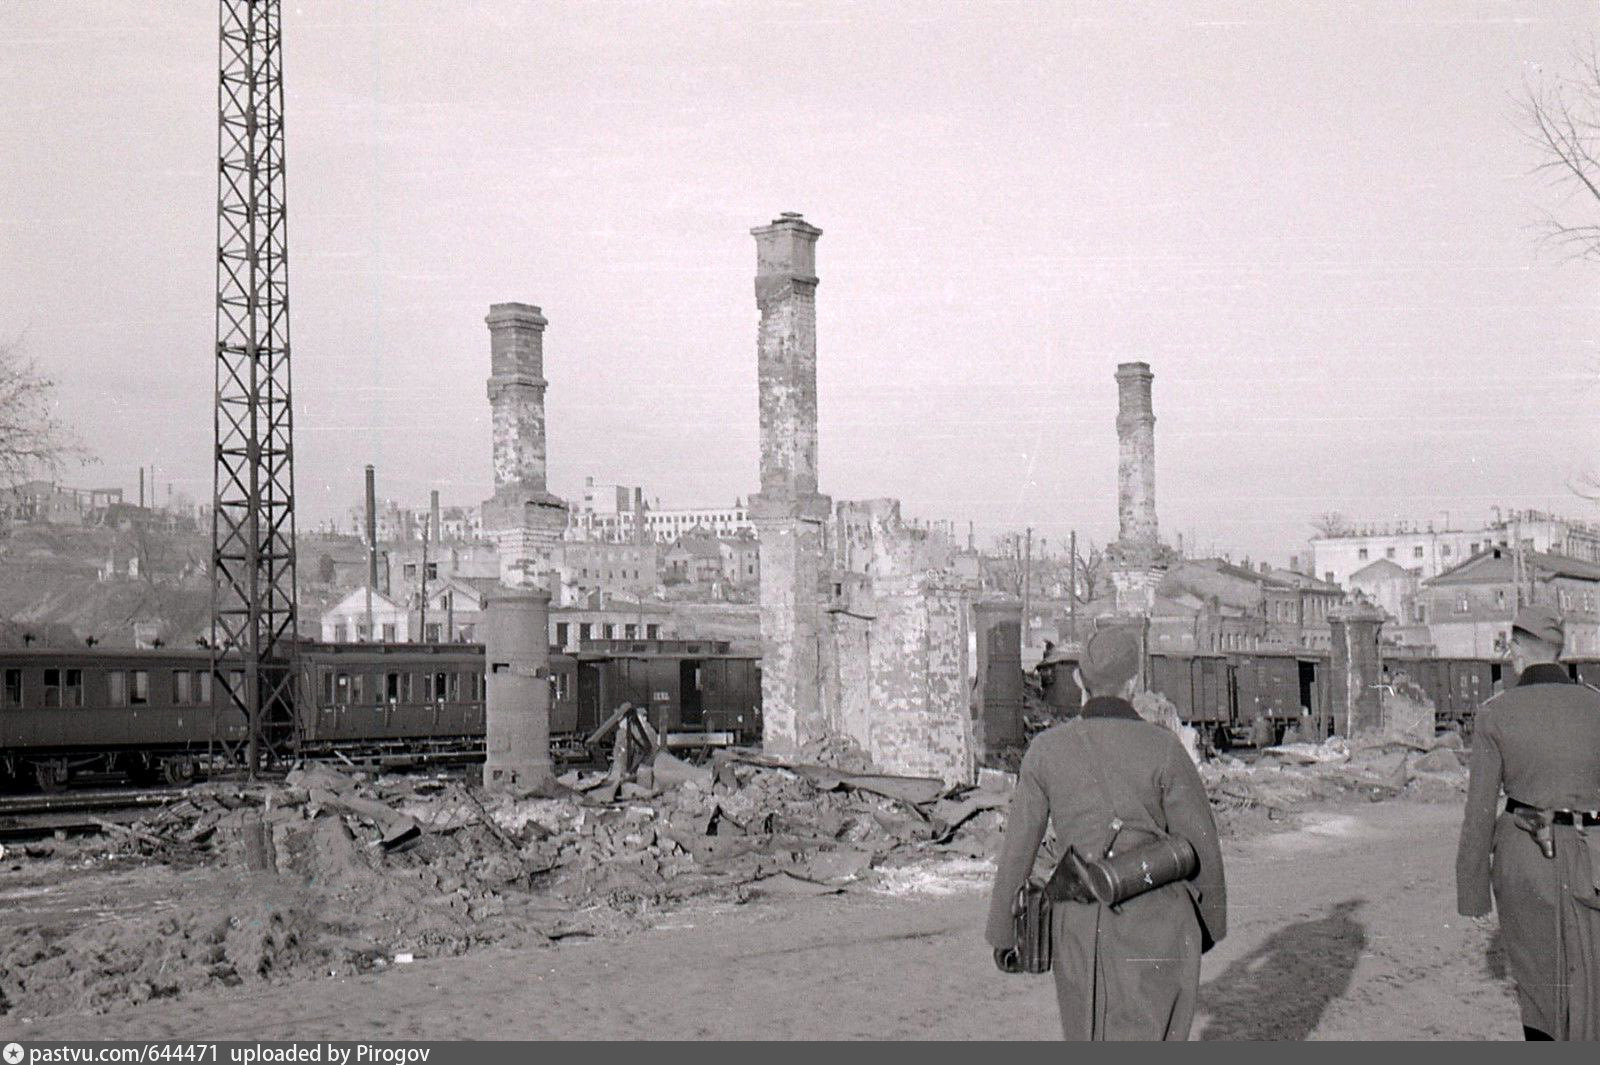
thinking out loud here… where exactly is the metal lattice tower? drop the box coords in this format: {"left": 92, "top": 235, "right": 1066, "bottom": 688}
{"left": 211, "top": 0, "right": 298, "bottom": 773}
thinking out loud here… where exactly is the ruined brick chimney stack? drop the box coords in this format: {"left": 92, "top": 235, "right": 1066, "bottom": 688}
{"left": 486, "top": 303, "right": 551, "bottom": 496}
{"left": 749, "top": 213, "right": 831, "bottom": 759}
{"left": 752, "top": 212, "right": 823, "bottom": 497}
{"left": 1115, "top": 361, "right": 1159, "bottom": 551}
{"left": 481, "top": 302, "right": 567, "bottom": 589}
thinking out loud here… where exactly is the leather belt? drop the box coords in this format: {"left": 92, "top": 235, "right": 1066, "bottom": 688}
{"left": 1507, "top": 798, "right": 1600, "bottom": 827}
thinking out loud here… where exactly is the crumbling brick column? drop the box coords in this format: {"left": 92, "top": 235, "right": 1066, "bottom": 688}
{"left": 480, "top": 302, "right": 568, "bottom": 590}
{"left": 1115, "top": 361, "right": 1158, "bottom": 550}
{"left": 1328, "top": 600, "right": 1385, "bottom": 736}
{"left": 749, "top": 214, "right": 831, "bottom": 758}
{"left": 483, "top": 588, "right": 554, "bottom": 793}
{"left": 972, "top": 595, "right": 1024, "bottom": 755}
{"left": 1108, "top": 361, "right": 1167, "bottom": 615}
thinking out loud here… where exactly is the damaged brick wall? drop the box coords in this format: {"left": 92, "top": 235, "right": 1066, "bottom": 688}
{"left": 1329, "top": 600, "right": 1386, "bottom": 735}
{"left": 481, "top": 302, "right": 568, "bottom": 589}
{"left": 826, "top": 499, "right": 973, "bottom": 783}
{"left": 749, "top": 216, "right": 975, "bottom": 784}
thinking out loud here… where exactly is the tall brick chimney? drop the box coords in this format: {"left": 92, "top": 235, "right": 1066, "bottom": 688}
{"left": 481, "top": 302, "right": 567, "bottom": 588}
{"left": 1115, "top": 361, "right": 1158, "bottom": 550}
{"left": 751, "top": 212, "right": 822, "bottom": 498}
{"left": 748, "top": 213, "right": 831, "bottom": 759}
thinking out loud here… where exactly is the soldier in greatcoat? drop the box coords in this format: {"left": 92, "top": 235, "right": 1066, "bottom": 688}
{"left": 986, "top": 627, "right": 1227, "bottom": 1040}
{"left": 1457, "top": 604, "right": 1600, "bottom": 1040}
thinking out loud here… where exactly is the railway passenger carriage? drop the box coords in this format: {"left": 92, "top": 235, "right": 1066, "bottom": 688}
{"left": 0, "top": 648, "right": 230, "bottom": 789}
{"left": 0, "top": 638, "right": 762, "bottom": 790}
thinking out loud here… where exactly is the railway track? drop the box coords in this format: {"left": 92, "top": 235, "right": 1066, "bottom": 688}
{"left": 0, "top": 786, "right": 197, "bottom": 842}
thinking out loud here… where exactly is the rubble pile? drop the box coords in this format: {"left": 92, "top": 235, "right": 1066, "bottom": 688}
{"left": 1201, "top": 730, "right": 1470, "bottom": 835}
{"left": 0, "top": 749, "right": 1009, "bottom": 1021}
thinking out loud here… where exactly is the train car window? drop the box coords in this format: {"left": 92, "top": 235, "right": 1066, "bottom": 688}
{"left": 108, "top": 670, "right": 128, "bottom": 706}
{"left": 175, "top": 670, "right": 192, "bottom": 705}
{"left": 372, "top": 674, "right": 385, "bottom": 706}
{"left": 129, "top": 670, "right": 148, "bottom": 706}
{"left": 335, "top": 672, "right": 350, "bottom": 704}
{"left": 3, "top": 668, "right": 21, "bottom": 708}
{"left": 60, "top": 668, "right": 84, "bottom": 708}
{"left": 196, "top": 671, "right": 212, "bottom": 704}
{"left": 349, "top": 673, "right": 364, "bottom": 704}
{"left": 386, "top": 671, "right": 401, "bottom": 703}
{"left": 321, "top": 670, "right": 334, "bottom": 704}
{"left": 43, "top": 668, "right": 61, "bottom": 708}
{"left": 402, "top": 672, "right": 415, "bottom": 703}
{"left": 447, "top": 673, "right": 461, "bottom": 701}
{"left": 432, "top": 671, "right": 446, "bottom": 701}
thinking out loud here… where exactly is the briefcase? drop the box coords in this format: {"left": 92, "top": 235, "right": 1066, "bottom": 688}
{"left": 1012, "top": 880, "right": 1052, "bottom": 974}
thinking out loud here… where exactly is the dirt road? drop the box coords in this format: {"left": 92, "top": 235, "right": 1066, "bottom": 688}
{"left": 14, "top": 799, "right": 1519, "bottom": 1041}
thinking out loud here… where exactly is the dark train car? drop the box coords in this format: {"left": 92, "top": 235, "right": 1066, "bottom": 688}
{"left": 1147, "top": 653, "right": 1233, "bottom": 726}
{"left": 297, "top": 643, "right": 488, "bottom": 756}
{"left": 1386, "top": 655, "right": 1501, "bottom": 733}
{"left": 1226, "top": 652, "right": 1328, "bottom": 742}
{"left": 0, "top": 647, "right": 224, "bottom": 789}
{"left": 574, "top": 639, "right": 762, "bottom": 745}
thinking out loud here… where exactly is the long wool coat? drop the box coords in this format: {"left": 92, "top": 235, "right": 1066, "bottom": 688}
{"left": 1456, "top": 662, "right": 1600, "bottom": 1040}
{"left": 986, "top": 698, "right": 1227, "bottom": 1040}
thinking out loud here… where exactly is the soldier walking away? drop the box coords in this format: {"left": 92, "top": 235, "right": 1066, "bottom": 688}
{"left": 1457, "top": 605, "right": 1600, "bottom": 1041}
{"left": 986, "top": 627, "right": 1227, "bottom": 1040}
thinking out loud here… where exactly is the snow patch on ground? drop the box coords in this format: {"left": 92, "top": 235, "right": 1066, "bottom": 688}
{"left": 871, "top": 857, "right": 996, "bottom": 897}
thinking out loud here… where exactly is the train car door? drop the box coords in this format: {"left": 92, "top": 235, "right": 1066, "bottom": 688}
{"left": 678, "top": 659, "right": 704, "bottom": 728}
{"left": 1147, "top": 656, "right": 1190, "bottom": 720}
{"left": 1297, "top": 658, "right": 1320, "bottom": 726}
{"left": 576, "top": 660, "right": 606, "bottom": 737}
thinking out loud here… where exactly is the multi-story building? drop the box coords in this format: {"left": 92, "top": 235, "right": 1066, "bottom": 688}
{"left": 718, "top": 534, "right": 760, "bottom": 585}
{"left": 1418, "top": 547, "right": 1600, "bottom": 657}
{"left": 557, "top": 539, "right": 660, "bottom": 600}
{"left": 645, "top": 501, "right": 752, "bottom": 542}
{"left": 1309, "top": 509, "right": 1600, "bottom": 588}
{"left": 664, "top": 530, "right": 725, "bottom": 584}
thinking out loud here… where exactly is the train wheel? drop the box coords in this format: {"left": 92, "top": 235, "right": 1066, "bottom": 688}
{"left": 162, "top": 757, "right": 197, "bottom": 786}
{"left": 33, "top": 760, "right": 68, "bottom": 793}
{"left": 126, "top": 757, "right": 162, "bottom": 787}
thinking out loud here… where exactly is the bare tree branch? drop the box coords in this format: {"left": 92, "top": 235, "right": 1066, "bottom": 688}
{"left": 1521, "top": 43, "right": 1600, "bottom": 260}
{"left": 0, "top": 336, "right": 87, "bottom": 490}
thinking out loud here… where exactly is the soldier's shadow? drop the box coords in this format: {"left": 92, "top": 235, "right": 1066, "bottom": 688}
{"left": 1196, "top": 898, "right": 1367, "bottom": 1041}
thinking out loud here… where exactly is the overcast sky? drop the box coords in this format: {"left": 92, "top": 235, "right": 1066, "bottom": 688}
{"left": 3, "top": 0, "right": 1598, "bottom": 562}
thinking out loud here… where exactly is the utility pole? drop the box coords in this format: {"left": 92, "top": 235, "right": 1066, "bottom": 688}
{"left": 1022, "top": 526, "right": 1033, "bottom": 649}
{"left": 364, "top": 465, "right": 376, "bottom": 641}
{"left": 1069, "top": 529, "right": 1078, "bottom": 645}
{"left": 418, "top": 492, "right": 432, "bottom": 642}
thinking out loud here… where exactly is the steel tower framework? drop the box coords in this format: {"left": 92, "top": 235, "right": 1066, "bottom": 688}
{"left": 211, "top": 0, "right": 298, "bottom": 772}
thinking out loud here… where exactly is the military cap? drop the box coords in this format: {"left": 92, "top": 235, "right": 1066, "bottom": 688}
{"left": 1511, "top": 603, "right": 1564, "bottom": 647}
{"left": 1078, "top": 627, "right": 1141, "bottom": 691}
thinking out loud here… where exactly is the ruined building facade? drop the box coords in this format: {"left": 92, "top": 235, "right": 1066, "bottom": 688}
{"left": 750, "top": 214, "right": 975, "bottom": 783}
{"left": 480, "top": 303, "right": 568, "bottom": 591}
